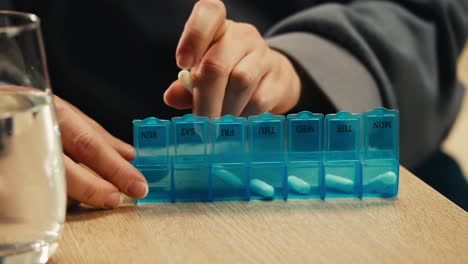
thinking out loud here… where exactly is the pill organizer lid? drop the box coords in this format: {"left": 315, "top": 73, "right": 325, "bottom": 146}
{"left": 133, "top": 117, "right": 171, "bottom": 166}
{"left": 172, "top": 114, "right": 209, "bottom": 164}
{"left": 362, "top": 107, "right": 399, "bottom": 159}
{"left": 171, "top": 113, "right": 209, "bottom": 122}
{"left": 287, "top": 111, "right": 324, "bottom": 152}
{"left": 210, "top": 115, "right": 247, "bottom": 163}
{"left": 325, "top": 111, "right": 361, "bottom": 160}
{"left": 248, "top": 112, "right": 285, "bottom": 162}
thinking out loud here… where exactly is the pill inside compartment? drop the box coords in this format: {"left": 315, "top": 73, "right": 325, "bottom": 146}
{"left": 248, "top": 113, "right": 286, "bottom": 200}
{"left": 132, "top": 117, "right": 172, "bottom": 203}
{"left": 362, "top": 108, "right": 399, "bottom": 197}
{"left": 210, "top": 115, "right": 249, "bottom": 201}
{"left": 286, "top": 111, "right": 324, "bottom": 199}
{"left": 324, "top": 112, "right": 362, "bottom": 198}
{"left": 172, "top": 114, "right": 210, "bottom": 202}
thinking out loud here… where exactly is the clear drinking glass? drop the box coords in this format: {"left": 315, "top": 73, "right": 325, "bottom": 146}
{"left": 0, "top": 11, "right": 66, "bottom": 263}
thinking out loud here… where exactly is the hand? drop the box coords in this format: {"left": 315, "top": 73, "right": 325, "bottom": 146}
{"left": 164, "top": 0, "right": 301, "bottom": 117}
{"left": 54, "top": 96, "right": 148, "bottom": 209}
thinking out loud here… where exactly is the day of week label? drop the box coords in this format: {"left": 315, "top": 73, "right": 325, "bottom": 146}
{"left": 221, "top": 128, "right": 234, "bottom": 136}
{"left": 337, "top": 125, "right": 352, "bottom": 133}
{"left": 141, "top": 130, "right": 158, "bottom": 139}
{"left": 295, "top": 125, "right": 314, "bottom": 133}
{"left": 180, "top": 127, "right": 195, "bottom": 136}
{"left": 258, "top": 126, "right": 275, "bottom": 135}
{"left": 373, "top": 120, "right": 392, "bottom": 128}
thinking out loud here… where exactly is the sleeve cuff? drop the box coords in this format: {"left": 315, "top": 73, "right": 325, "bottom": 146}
{"left": 266, "top": 32, "right": 383, "bottom": 113}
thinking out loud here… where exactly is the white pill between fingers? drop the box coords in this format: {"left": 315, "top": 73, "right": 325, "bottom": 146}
{"left": 325, "top": 174, "right": 355, "bottom": 193}
{"left": 213, "top": 169, "right": 243, "bottom": 188}
{"left": 250, "top": 179, "right": 275, "bottom": 199}
{"left": 288, "top": 176, "right": 311, "bottom": 195}
{"left": 178, "top": 69, "right": 193, "bottom": 94}
{"left": 366, "top": 171, "right": 397, "bottom": 193}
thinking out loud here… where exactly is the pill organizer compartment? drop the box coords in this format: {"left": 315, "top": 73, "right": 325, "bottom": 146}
{"left": 248, "top": 113, "right": 286, "bottom": 200}
{"left": 362, "top": 108, "right": 399, "bottom": 197}
{"left": 172, "top": 114, "right": 210, "bottom": 202}
{"left": 324, "top": 112, "right": 362, "bottom": 198}
{"left": 210, "top": 115, "right": 249, "bottom": 201}
{"left": 286, "top": 111, "right": 324, "bottom": 199}
{"left": 132, "top": 117, "right": 171, "bottom": 203}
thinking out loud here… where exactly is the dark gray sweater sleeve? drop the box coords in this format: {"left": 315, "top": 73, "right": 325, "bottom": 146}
{"left": 265, "top": 0, "right": 468, "bottom": 168}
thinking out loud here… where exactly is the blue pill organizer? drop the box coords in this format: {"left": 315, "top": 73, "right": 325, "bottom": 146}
{"left": 132, "top": 108, "right": 399, "bottom": 203}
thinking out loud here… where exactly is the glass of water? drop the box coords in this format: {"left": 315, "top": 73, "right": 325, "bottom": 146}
{"left": 0, "top": 11, "right": 66, "bottom": 263}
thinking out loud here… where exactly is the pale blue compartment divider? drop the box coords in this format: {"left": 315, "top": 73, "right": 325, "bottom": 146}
{"left": 362, "top": 108, "right": 399, "bottom": 197}
{"left": 286, "top": 111, "right": 324, "bottom": 199}
{"left": 248, "top": 113, "right": 286, "bottom": 200}
{"left": 132, "top": 117, "right": 171, "bottom": 203}
{"left": 210, "top": 115, "right": 249, "bottom": 201}
{"left": 324, "top": 111, "right": 362, "bottom": 198}
{"left": 171, "top": 114, "right": 210, "bottom": 202}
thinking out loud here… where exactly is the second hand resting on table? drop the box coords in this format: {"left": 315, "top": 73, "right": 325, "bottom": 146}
{"left": 62, "top": 0, "right": 302, "bottom": 209}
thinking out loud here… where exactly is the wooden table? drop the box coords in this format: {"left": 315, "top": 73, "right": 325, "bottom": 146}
{"left": 49, "top": 167, "right": 467, "bottom": 264}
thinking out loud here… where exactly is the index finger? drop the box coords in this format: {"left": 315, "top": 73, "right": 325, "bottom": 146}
{"left": 176, "top": 0, "right": 227, "bottom": 69}
{"left": 54, "top": 96, "right": 134, "bottom": 161}
{"left": 56, "top": 103, "right": 148, "bottom": 199}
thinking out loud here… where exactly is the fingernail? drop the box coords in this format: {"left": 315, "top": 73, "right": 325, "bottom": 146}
{"left": 104, "top": 193, "right": 121, "bottom": 209}
{"left": 177, "top": 54, "right": 193, "bottom": 70}
{"left": 128, "top": 181, "right": 148, "bottom": 198}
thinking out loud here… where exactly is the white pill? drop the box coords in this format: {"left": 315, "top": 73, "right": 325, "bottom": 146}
{"left": 250, "top": 179, "right": 275, "bottom": 199}
{"left": 178, "top": 69, "right": 193, "bottom": 93}
{"left": 212, "top": 169, "right": 243, "bottom": 188}
{"left": 325, "top": 174, "right": 354, "bottom": 193}
{"left": 288, "top": 176, "right": 311, "bottom": 195}
{"left": 366, "top": 171, "right": 397, "bottom": 194}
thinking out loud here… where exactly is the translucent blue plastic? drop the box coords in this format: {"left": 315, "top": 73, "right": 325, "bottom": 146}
{"left": 325, "top": 111, "right": 362, "bottom": 198}
{"left": 132, "top": 117, "right": 171, "bottom": 202}
{"left": 172, "top": 114, "right": 210, "bottom": 202}
{"left": 362, "top": 108, "right": 399, "bottom": 197}
{"left": 286, "top": 111, "right": 324, "bottom": 199}
{"left": 248, "top": 113, "right": 286, "bottom": 200}
{"left": 210, "top": 115, "right": 249, "bottom": 201}
{"left": 133, "top": 108, "right": 399, "bottom": 203}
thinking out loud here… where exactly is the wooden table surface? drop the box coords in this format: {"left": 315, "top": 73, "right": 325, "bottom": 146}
{"left": 49, "top": 167, "right": 468, "bottom": 264}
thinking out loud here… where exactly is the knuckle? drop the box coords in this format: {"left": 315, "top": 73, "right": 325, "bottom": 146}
{"left": 240, "top": 23, "right": 260, "bottom": 37}
{"left": 199, "top": 0, "right": 226, "bottom": 16}
{"left": 193, "top": 1, "right": 204, "bottom": 12}
{"left": 230, "top": 68, "right": 255, "bottom": 91}
{"left": 72, "top": 130, "right": 98, "bottom": 162}
{"left": 200, "top": 57, "right": 228, "bottom": 76}
{"left": 53, "top": 101, "right": 70, "bottom": 123}
{"left": 184, "top": 25, "right": 206, "bottom": 42}
{"left": 180, "top": 27, "right": 207, "bottom": 54}
{"left": 249, "top": 96, "right": 269, "bottom": 113}
{"left": 107, "top": 164, "right": 125, "bottom": 183}
{"left": 81, "top": 182, "right": 99, "bottom": 204}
